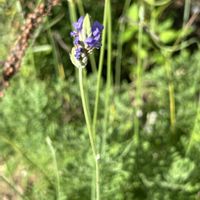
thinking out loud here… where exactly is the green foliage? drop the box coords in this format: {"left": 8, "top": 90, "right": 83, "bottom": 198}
{"left": 0, "top": 0, "right": 200, "bottom": 200}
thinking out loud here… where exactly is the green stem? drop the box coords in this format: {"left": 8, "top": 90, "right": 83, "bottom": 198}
{"left": 46, "top": 137, "right": 61, "bottom": 200}
{"left": 186, "top": 98, "right": 200, "bottom": 155}
{"left": 79, "top": 68, "right": 100, "bottom": 200}
{"left": 92, "top": 0, "right": 108, "bottom": 138}
{"left": 76, "top": 0, "right": 85, "bottom": 16}
{"left": 91, "top": 169, "right": 96, "bottom": 200}
{"left": 181, "top": 0, "right": 191, "bottom": 52}
{"left": 183, "top": 0, "right": 191, "bottom": 27}
{"left": 115, "top": 0, "right": 131, "bottom": 88}
{"left": 47, "top": 27, "right": 65, "bottom": 80}
{"left": 71, "top": 2, "right": 98, "bottom": 196}
{"left": 68, "top": 0, "right": 77, "bottom": 23}
{"left": 89, "top": 54, "right": 97, "bottom": 73}
{"left": 133, "top": 3, "right": 144, "bottom": 146}
{"left": 164, "top": 56, "right": 176, "bottom": 130}
{"left": 169, "top": 82, "right": 176, "bottom": 129}
{"left": 102, "top": 0, "right": 112, "bottom": 156}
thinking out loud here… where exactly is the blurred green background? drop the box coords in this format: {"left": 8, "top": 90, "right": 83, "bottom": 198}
{"left": 0, "top": 0, "right": 200, "bottom": 199}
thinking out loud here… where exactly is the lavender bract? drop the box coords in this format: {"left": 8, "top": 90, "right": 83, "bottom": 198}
{"left": 70, "top": 15, "right": 104, "bottom": 68}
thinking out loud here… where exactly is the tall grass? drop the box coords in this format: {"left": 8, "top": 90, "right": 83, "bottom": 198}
{"left": 92, "top": 0, "right": 109, "bottom": 138}
{"left": 46, "top": 137, "right": 61, "bottom": 200}
{"left": 115, "top": 0, "right": 131, "bottom": 88}
{"left": 68, "top": 0, "right": 77, "bottom": 24}
{"left": 47, "top": 25, "right": 65, "bottom": 80}
{"left": 102, "top": 0, "right": 112, "bottom": 157}
{"left": 133, "top": 2, "right": 144, "bottom": 146}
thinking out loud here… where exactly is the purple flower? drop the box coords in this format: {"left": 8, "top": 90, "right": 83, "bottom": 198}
{"left": 85, "top": 21, "right": 104, "bottom": 49}
{"left": 70, "top": 15, "right": 103, "bottom": 67}
{"left": 75, "top": 47, "right": 83, "bottom": 59}
{"left": 73, "top": 16, "right": 84, "bottom": 32}
{"left": 70, "top": 31, "right": 77, "bottom": 37}
{"left": 85, "top": 35, "right": 101, "bottom": 49}
{"left": 73, "top": 36, "right": 79, "bottom": 45}
{"left": 70, "top": 17, "right": 85, "bottom": 48}
{"left": 92, "top": 21, "right": 104, "bottom": 34}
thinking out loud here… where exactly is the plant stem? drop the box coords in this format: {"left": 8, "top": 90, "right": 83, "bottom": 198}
{"left": 92, "top": 0, "right": 108, "bottom": 138}
{"left": 68, "top": 0, "right": 77, "bottom": 24}
{"left": 76, "top": 0, "right": 85, "bottom": 16}
{"left": 186, "top": 97, "right": 200, "bottom": 155}
{"left": 183, "top": 0, "right": 191, "bottom": 27}
{"left": 46, "top": 137, "right": 61, "bottom": 200}
{"left": 164, "top": 55, "right": 176, "bottom": 130}
{"left": 89, "top": 54, "right": 97, "bottom": 73}
{"left": 133, "top": 3, "right": 144, "bottom": 146}
{"left": 181, "top": 0, "right": 191, "bottom": 52}
{"left": 79, "top": 68, "right": 100, "bottom": 200}
{"left": 115, "top": 0, "right": 131, "bottom": 88}
{"left": 102, "top": 0, "right": 112, "bottom": 156}
{"left": 169, "top": 82, "right": 176, "bottom": 129}
{"left": 47, "top": 26, "right": 65, "bottom": 80}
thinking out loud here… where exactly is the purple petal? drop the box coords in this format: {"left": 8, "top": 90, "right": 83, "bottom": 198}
{"left": 85, "top": 37, "right": 95, "bottom": 46}
{"left": 73, "top": 16, "right": 84, "bottom": 31}
{"left": 85, "top": 37, "right": 94, "bottom": 44}
{"left": 85, "top": 36, "right": 101, "bottom": 49}
{"left": 75, "top": 47, "right": 83, "bottom": 59}
{"left": 92, "top": 21, "right": 104, "bottom": 32}
{"left": 73, "top": 37, "right": 79, "bottom": 45}
{"left": 94, "top": 34, "right": 101, "bottom": 41}
{"left": 93, "top": 28, "right": 101, "bottom": 37}
{"left": 70, "top": 31, "right": 77, "bottom": 37}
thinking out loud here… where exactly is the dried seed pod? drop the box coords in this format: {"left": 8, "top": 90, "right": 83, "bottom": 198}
{"left": 0, "top": 0, "right": 61, "bottom": 96}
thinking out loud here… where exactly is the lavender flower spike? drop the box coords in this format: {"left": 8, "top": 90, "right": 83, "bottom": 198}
{"left": 70, "top": 14, "right": 104, "bottom": 68}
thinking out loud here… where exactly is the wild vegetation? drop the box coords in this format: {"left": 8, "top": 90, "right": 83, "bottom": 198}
{"left": 0, "top": 0, "right": 200, "bottom": 199}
